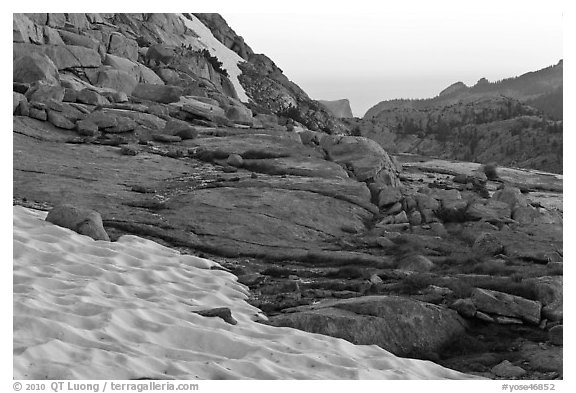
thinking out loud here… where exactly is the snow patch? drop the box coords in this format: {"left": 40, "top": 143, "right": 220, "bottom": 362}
{"left": 177, "top": 13, "right": 249, "bottom": 102}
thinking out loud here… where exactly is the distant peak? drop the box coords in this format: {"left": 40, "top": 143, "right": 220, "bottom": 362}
{"left": 475, "top": 77, "right": 490, "bottom": 86}
{"left": 438, "top": 81, "right": 468, "bottom": 97}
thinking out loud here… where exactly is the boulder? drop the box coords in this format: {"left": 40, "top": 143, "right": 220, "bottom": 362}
{"left": 512, "top": 206, "right": 542, "bottom": 224}
{"left": 491, "top": 360, "right": 526, "bottom": 378}
{"left": 21, "top": 13, "right": 48, "bottom": 25}
{"left": 525, "top": 276, "right": 562, "bottom": 321}
{"left": 47, "top": 110, "right": 75, "bottom": 129}
{"left": 13, "top": 92, "right": 28, "bottom": 115}
{"left": 397, "top": 254, "right": 435, "bottom": 272}
{"left": 408, "top": 211, "right": 422, "bottom": 226}
{"left": 63, "top": 88, "right": 78, "bottom": 102}
{"left": 471, "top": 288, "right": 541, "bottom": 324}
{"left": 450, "top": 298, "right": 477, "bottom": 318}
{"left": 549, "top": 325, "right": 562, "bottom": 346}
{"left": 76, "top": 89, "right": 109, "bottom": 106}
{"left": 46, "top": 204, "right": 110, "bottom": 241}
{"left": 43, "top": 26, "right": 65, "bottom": 45}
{"left": 193, "top": 307, "right": 237, "bottom": 326}
{"left": 13, "top": 43, "right": 102, "bottom": 70}
{"left": 13, "top": 82, "right": 30, "bottom": 95}
{"left": 453, "top": 174, "right": 469, "bottom": 184}
{"left": 376, "top": 216, "right": 394, "bottom": 226}
{"left": 268, "top": 296, "right": 468, "bottom": 359}
{"left": 46, "top": 102, "right": 85, "bottom": 122}
{"left": 13, "top": 52, "right": 60, "bottom": 85}
{"left": 546, "top": 261, "right": 563, "bottom": 275}
{"left": 13, "top": 14, "right": 44, "bottom": 44}
{"left": 104, "top": 117, "right": 138, "bottom": 133}
{"left": 46, "top": 13, "right": 66, "bottom": 28}
{"left": 420, "top": 208, "right": 438, "bottom": 224}
{"left": 120, "top": 146, "right": 139, "bottom": 156}
{"left": 393, "top": 210, "right": 409, "bottom": 224}
{"left": 414, "top": 192, "right": 440, "bottom": 211}
{"left": 254, "top": 113, "right": 280, "bottom": 128}
{"left": 518, "top": 341, "right": 563, "bottom": 374}
{"left": 439, "top": 199, "right": 468, "bottom": 222}
{"left": 152, "top": 134, "right": 182, "bottom": 143}
{"left": 369, "top": 273, "right": 383, "bottom": 285}
{"left": 225, "top": 105, "right": 253, "bottom": 125}
{"left": 96, "top": 69, "right": 139, "bottom": 95}
{"left": 377, "top": 186, "right": 403, "bottom": 207}
{"left": 132, "top": 84, "right": 183, "bottom": 104}
{"left": 66, "top": 13, "right": 90, "bottom": 30}
{"left": 156, "top": 67, "right": 182, "bottom": 85}
{"left": 226, "top": 154, "right": 244, "bottom": 167}
{"left": 76, "top": 120, "right": 99, "bottom": 136}
{"left": 465, "top": 199, "right": 511, "bottom": 223}
{"left": 322, "top": 136, "right": 401, "bottom": 187}
{"left": 107, "top": 32, "right": 138, "bottom": 62}
{"left": 403, "top": 196, "right": 417, "bottom": 212}
{"left": 28, "top": 107, "right": 47, "bottom": 121}
{"left": 472, "top": 232, "right": 504, "bottom": 255}
{"left": 144, "top": 43, "right": 177, "bottom": 66}
{"left": 26, "top": 84, "right": 65, "bottom": 105}
{"left": 492, "top": 187, "right": 529, "bottom": 209}
{"left": 58, "top": 30, "right": 100, "bottom": 51}
{"left": 103, "top": 54, "right": 164, "bottom": 85}
{"left": 109, "top": 91, "right": 129, "bottom": 103}
{"left": 178, "top": 97, "right": 227, "bottom": 121}
{"left": 385, "top": 201, "right": 403, "bottom": 215}
{"left": 138, "top": 65, "right": 164, "bottom": 85}
{"left": 163, "top": 119, "right": 197, "bottom": 139}
{"left": 427, "top": 188, "right": 462, "bottom": 202}
{"left": 84, "top": 111, "right": 118, "bottom": 129}
{"left": 299, "top": 130, "right": 322, "bottom": 146}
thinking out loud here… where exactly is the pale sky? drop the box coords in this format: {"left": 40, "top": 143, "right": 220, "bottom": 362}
{"left": 222, "top": 1, "right": 563, "bottom": 117}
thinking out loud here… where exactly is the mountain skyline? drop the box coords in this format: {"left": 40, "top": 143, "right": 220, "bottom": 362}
{"left": 222, "top": 2, "right": 562, "bottom": 116}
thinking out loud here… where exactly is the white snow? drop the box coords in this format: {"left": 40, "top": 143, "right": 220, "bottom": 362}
{"left": 177, "top": 13, "right": 249, "bottom": 102}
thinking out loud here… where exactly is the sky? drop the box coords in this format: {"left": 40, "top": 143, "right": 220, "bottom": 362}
{"left": 221, "top": 1, "right": 563, "bottom": 117}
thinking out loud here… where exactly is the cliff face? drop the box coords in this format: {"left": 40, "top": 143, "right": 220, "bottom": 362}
{"left": 318, "top": 99, "right": 354, "bottom": 118}
{"left": 193, "top": 13, "right": 347, "bottom": 133}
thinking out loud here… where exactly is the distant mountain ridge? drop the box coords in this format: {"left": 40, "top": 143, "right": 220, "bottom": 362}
{"left": 365, "top": 60, "right": 563, "bottom": 120}
{"left": 351, "top": 61, "right": 563, "bottom": 173}
{"left": 318, "top": 99, "right": 354, "bottom": 118}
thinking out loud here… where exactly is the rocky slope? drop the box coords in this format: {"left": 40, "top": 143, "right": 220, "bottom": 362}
{"left": 13, "top": 13, "right": 562, "bottom": 380}
{"left": 318, "top": 99, "right": 354, "bottom": 118}
{"left": 357, "top": 62, "right": 563, "bottom": 173}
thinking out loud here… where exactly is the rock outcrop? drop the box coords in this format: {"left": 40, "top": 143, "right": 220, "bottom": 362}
{"left": 268, "top": 296, "right": 468, "bottom": 359}
{"left": 46, "top": 204, "right": 110, "bottom": 241}
{"left": 318, "top": 99, "right": 354, "bottom": 118}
